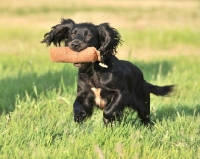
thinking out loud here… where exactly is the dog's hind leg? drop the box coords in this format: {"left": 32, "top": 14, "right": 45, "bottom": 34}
{"left": 131, "top": 83, "right": 151, "bottom": 125}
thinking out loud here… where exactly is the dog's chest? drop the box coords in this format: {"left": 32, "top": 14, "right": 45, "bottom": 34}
{"left": 91, "top": 87, "right": 107, "bottom": 109}
{"left": 88, "top": 71, "right": 112, "bottom": 109}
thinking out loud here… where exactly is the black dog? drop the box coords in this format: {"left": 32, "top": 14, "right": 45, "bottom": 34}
{"left": 41, "top": 19, "right": 174, "bottom": 125}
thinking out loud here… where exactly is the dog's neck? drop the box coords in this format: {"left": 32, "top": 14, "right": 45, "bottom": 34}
{"left": 78, "top": 62, "right": 102, "bottom": 75}
{"left": 78, "top": 55, "right": 117, "bottom": 77}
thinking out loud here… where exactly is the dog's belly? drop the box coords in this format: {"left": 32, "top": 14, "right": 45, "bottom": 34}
{"left": 91, "top": 87, "right": 107, "bottom": 109}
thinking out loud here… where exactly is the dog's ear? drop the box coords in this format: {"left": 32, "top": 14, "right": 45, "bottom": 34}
{"left": 97, "top": 23, "right": 122, "bottom": 61}
{"left": 41, "top": 19, "right": 75, "bottom": 46}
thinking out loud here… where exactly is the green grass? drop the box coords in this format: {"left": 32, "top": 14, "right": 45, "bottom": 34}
{"left": 121, "top": 29, "right": 200, "bottom": 49}
{"left": 1, "top": 0, "right": 200, "bottom": 158}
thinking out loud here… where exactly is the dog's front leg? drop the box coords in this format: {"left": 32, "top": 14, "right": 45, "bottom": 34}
{"left": 73, "top": 92, "right": 94, "bottom": 123}
{"left": 103, "top": 90, "right": 128, "bottom": 125}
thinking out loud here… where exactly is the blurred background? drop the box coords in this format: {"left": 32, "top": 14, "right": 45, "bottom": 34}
{"left": 1, "top": 0, "right": 199, "bottom": 60}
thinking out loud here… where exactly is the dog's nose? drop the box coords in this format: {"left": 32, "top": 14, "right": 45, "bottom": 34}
{"left": 71, "top": 42, "right": 79, "bottom": 49}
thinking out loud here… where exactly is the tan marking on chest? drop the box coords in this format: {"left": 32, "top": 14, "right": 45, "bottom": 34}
{"left": 91, "top": 87, "right": 106, "bottom": 109}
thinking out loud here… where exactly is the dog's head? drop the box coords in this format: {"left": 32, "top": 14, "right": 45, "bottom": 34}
{"left": 41, "top": 19, "right": 122, "bottom": 66}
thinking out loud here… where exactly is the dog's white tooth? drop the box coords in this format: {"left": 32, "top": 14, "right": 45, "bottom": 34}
{"left": 99, "top": 63, "right": 108, "bottom": 68}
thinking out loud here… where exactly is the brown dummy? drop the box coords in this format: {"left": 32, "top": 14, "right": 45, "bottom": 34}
{"left": 50, "top": 47, "right": 101, "bottom": 63}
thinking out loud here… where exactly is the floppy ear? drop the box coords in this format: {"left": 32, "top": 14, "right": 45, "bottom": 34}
{"left": 97, "top": 23, "right": 122, "bottom": 61}
{"left": 41, "top": 19, "right": 75, "bottom": 46}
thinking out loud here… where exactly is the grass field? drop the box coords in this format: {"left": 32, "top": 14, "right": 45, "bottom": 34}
{"left": 0, "top": 0, "right": 200, "bottom": 158}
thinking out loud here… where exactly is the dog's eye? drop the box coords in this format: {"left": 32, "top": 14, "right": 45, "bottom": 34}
{"left": 71, "top": 33, "right": 75, "bottom": 38}
{"left": 86, "top": 35, "right": 92, "bottom": 39}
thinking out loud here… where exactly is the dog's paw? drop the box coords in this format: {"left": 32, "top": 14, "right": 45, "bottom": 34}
{"left": 103, "top": 117, "right": 117, "bottom": 127}
{"left": 103, "top": 117, "right": 111, "bottom": 125}
{"left": 74, "top": 110, "right": 87, "bottom": 123}
{"left": 103, "top": 110, "right": 123, "bottom": 126}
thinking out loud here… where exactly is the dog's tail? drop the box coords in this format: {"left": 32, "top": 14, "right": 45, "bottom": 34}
{"left": 148, "top": 83, "right": 174, "bottom": 96}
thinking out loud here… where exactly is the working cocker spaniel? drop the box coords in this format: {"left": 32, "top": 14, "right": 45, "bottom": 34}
{"left": 41, "top": 19, "right": 174, "bottom": 126}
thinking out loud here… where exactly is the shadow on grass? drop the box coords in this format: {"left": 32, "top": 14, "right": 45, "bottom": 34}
{"left": 121, "top": 103, "right": 200, "bottom": 128}
{"left": 154, "top": 104, "right": 200, "bottom": 121}
{"left": 0, "top": 66, "right": 77, "bottom": 114}
{"left": 0, "top": 60, "right": 175, "bottom": 117}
